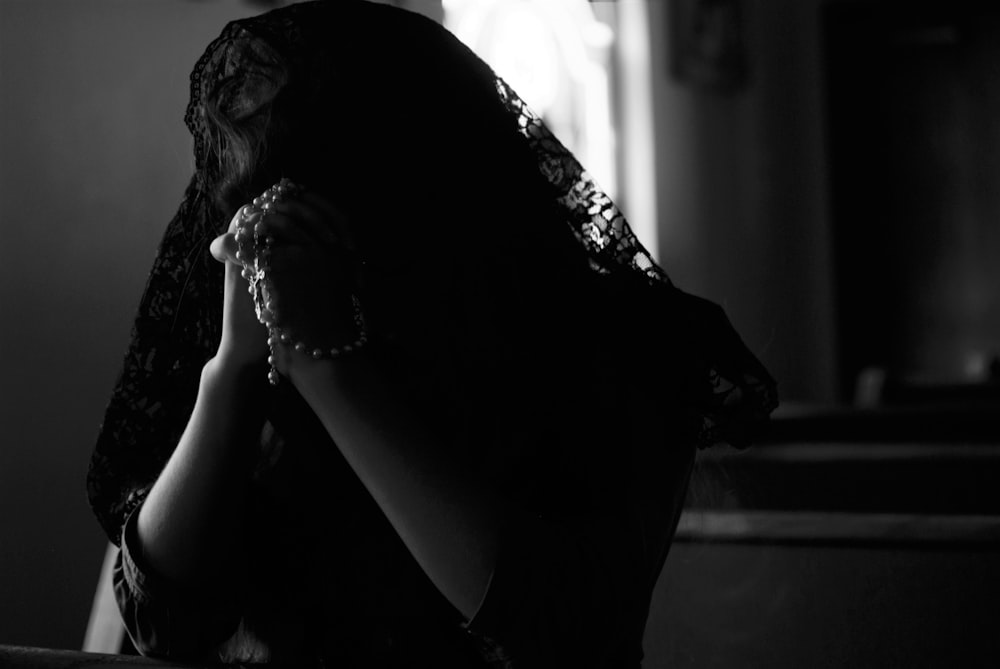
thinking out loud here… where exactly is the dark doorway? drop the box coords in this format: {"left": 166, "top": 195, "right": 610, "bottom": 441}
{"left": 824, "top": 1, "right": 1000, "bottom": 405}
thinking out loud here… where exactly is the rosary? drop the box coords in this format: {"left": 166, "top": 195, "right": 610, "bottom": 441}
{"left": 234, "top": 178, "right": 368, "bottom": 385}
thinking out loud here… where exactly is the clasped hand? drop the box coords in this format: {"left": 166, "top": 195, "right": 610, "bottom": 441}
{"left": 209, "top": 189, "right": 360, "bottom": 380}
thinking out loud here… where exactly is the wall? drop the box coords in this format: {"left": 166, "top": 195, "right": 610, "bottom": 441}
{"left": 0, "top": 0, "right": 262, "bottom": 648}
{"left": 647, "top": 0, "right": 839, "bottom": 404}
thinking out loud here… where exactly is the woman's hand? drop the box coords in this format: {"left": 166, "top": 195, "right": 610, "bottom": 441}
{"left": 253, "top": 189, "right": 362, "bottom": 381}
{"left": 210, "top": 186, "right": 361, "bottom": 382}
{"left": 209, "top": 210, "right": 270, "bottom": 371}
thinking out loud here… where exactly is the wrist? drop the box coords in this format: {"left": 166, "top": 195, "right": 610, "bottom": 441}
{"left": 204, "top": 353, "right": 269, "bottom": 394}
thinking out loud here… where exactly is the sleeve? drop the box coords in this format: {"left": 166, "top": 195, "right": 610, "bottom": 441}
{"left": 464, "top": 387, "right": 698, "bottom": 669}
{"left": 113, "top": 505, "right": 242, "bottom": 660}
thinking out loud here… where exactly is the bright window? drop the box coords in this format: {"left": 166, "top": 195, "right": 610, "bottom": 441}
{"left": 443, "top": 0, "right": 617, "bottom": 199}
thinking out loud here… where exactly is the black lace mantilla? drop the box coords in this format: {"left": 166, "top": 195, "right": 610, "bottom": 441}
{"left": 88, "top": 0, "right": 777, "bottom": 551}
{"left": 497, "top": 77, "right": 776, "bottom": 446}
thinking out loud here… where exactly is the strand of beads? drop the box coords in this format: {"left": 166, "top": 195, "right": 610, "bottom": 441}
{"left": 235, "top": 178, "right": 368, "bottom": 386}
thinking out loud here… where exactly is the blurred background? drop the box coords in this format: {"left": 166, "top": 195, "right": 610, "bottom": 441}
{"left": 1, "top": 0, "right": 997, "bottom": 666}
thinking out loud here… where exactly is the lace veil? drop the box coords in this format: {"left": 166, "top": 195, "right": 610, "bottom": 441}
{"left": 87, "top": 0, "right": 777, "bottom": 545}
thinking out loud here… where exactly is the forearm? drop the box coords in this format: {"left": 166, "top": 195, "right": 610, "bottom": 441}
{"left": 136, "top": 356, "right": 265, "bottom": 587}
{"left": 291, "top": 354, "right": 503, "bottom": 619}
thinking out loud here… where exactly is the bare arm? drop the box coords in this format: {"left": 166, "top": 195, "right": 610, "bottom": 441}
{"left": 134, "top": 356, "right": 263, "bottom": 586}
{"left": 134, "top": 213, "right": 269, "bottom": 588}
{"left": 248, "top": 190, "right": 506, "bottom": 617}
{"left": 288, "top": 353, "right": 503, "bottom": 619}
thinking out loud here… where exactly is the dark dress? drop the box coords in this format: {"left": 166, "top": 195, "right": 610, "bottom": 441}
{"left": 113, "top": 363, "right": 696, "bottom": 668}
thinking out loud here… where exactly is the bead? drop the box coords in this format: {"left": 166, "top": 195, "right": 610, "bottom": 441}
{"left": 245, "top": 179, "right": 372, "bottom": 385}
{"left": 235, "top": 250, "right": 243, "bottom": 261}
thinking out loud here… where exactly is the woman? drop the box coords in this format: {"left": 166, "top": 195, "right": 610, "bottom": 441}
{"left": 87, "top": 1, "right": 777, "bottom": 667}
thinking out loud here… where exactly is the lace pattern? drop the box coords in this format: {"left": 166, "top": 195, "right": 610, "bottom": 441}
{"left": 495, "top": 77, "right": 777, "bottom": 448}
{"left": 186, "top": 8, "right": 309, "bottom": 186}
{"left": 87, "top": 180, "right": 224, "bottom": 544}
{"left": 497, "top": 79, "right": 668, "bottom": 284}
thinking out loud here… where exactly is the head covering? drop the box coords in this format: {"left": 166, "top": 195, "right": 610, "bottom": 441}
{"left": 87, "top": 0, "right": 777, "bottom": 545}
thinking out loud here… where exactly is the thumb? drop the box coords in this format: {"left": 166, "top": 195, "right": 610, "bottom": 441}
{"left": 209, "top": 232, "right": 240, "bottom": 265}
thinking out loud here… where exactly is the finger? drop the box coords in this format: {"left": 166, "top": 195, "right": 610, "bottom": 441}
{"left": 265, "top": 244, "right": 311, "bottom": 274}
{"left": 273, "top": 196, "right": 355, "bottom": 251}
{"left": 209, "top": 232, "right": 240, "bottom": 265}
{"left": 227, "top": 205, "right": 253, "bottom": 234}
{"left": 267, "top": 241, "right": 360, "bottom": 286}
{"left": 291, "top": 190, "right": 347, "bottom": 224}
{"left": 253, "top": 211, "right": 316, "bottom": 246}
{"left": 221, "top": 206, "right": 261, "bottom": 262}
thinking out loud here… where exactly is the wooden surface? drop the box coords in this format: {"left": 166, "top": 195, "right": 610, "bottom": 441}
{"left": 0, "top": 646, "right": 204, "bottom": 669}
{"left": 675, "top": 510, "right": 1000, "bottom": 546}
